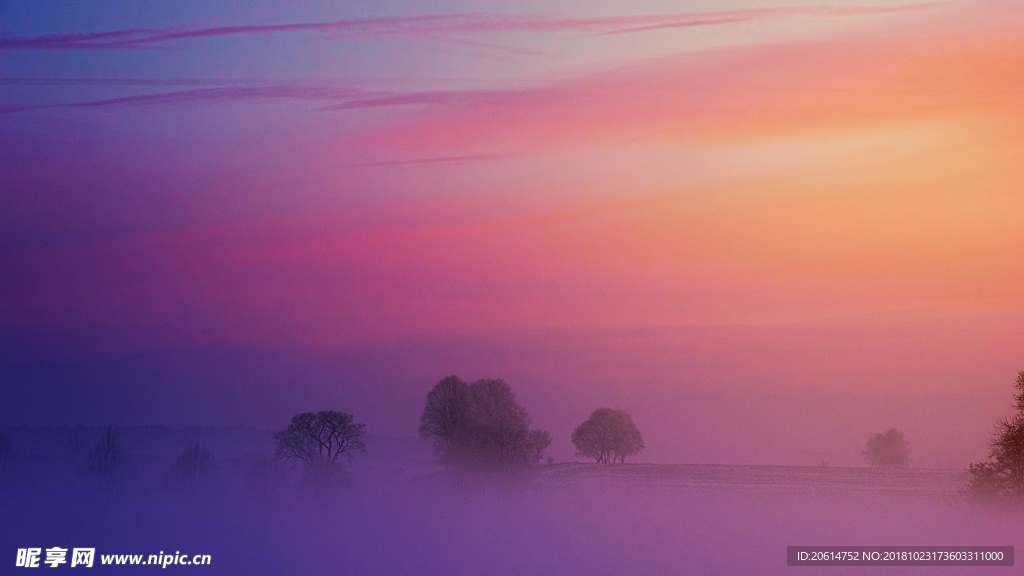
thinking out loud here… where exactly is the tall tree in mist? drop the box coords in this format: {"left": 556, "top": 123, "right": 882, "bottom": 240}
{"left": 419, "top": 375, "right": 551, "bottom": 472}
{"left": 571, "top": 408, "right": 645, "bottom": 464}
{"left": 167, "top": 443, "right": 218, "bottom": 498}
{"left": 419, "top": 375, "right": 473, "bottom": 460}
{"left": 275, "top": 411, "right": 365, "bottom": 487}
{"left": 83, "top": 426, "right": 131, "bottom": 490}
{"left": 863, "top": 429, "right": 910, "bottom": 469}
{"left": 967, "top": 371, "right": 1024, "bottom": 501}
{"left": 529, "top": 429, "right": 553, "bottom": 465}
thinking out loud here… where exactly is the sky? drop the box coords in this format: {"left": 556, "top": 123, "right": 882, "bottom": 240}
{"left": 2, "top": 0, "right": 1023, "bottom": 467}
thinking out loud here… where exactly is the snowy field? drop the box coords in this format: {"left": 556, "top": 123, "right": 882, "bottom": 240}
{"left": 0, "top": 431, "right": 1016, "bottom": 575}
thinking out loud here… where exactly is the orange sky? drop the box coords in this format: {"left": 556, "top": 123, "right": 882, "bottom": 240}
{"left": 2, "top": 0, "right": 1022, "bottom": 465}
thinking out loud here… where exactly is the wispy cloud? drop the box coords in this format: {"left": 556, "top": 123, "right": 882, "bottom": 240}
{"left": 0, "top": 81, "right": 529, "bottom": 114}
{"left": 322, "top": 89, "right": 522, "bottom": 110}
{"left": 333, "top": 13, "right": 1024, "bottom": 160}
{"left": 0, "top": 84, "right": 366, "bottom": 113}
{"left": 358, "top": 153, "right": 509, "bottom": 166}
{"left": 0, "top": 4, "right": 945, "bottom": 50}
{"left": 0, "top": 77, "right": 259, "bottom": 87}
{"left": 600, "top": 3, "right": 945, "bottom": 34}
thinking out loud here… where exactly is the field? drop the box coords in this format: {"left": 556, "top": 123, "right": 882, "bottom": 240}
{"left": 3, "top": 433, "right": 1013, "bottom": 575}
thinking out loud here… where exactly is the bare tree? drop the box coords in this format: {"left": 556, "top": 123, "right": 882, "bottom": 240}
{"left": 967, "top": 371, "right": 1024, "bottom": 501}
{"left": 613, "top": 412, "right": 645, "bottom": 464}
{"left": 83, "top": 426, "right": 130, "bottom": 489}
{"left": 468, "top": 379, "right": 530, "bottom": 430}
{"left": 465, "top": 379, "right": 534, "bottom": 471}
{"left": 529, "top": 429, "right": 552, "bottom": 464}
{"left": 572, "top": 410, "right": 615, "bottom": 464}
{"left": 275, "top": 411, "right": 365, "bottom": 486}
{"left": 863, "top": 429, "right": 910, "bottom": 469}
{"left": 167, "top": 443, "right": 217, "bottom": 498}
{"left": 988, "top": 415, "right": 1024, "bottom": 496}
{"left": 419, "top": 375, "right": 472, "bottom": 461}
{"left": 419, "top": 376, "right": 550, "bottom": 473}
{"left": 571, "top": 408, "right": 645, "bottom": 464}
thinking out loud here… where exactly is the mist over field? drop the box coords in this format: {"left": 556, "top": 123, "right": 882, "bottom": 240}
{"left": 3, "top": 312, "right": 1020, "bottom": 468}
{"left": 0, "top": 426, "right": 1011, "bottom": 576}
{"left": 4, "top": 0, "right": 1024, "bottom": 573}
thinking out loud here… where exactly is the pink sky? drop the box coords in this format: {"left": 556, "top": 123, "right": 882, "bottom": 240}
{"left": 2, "top": 0, "right": 1022, "bottom": 466}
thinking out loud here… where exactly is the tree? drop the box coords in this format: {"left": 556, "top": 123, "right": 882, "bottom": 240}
{"left": 167, "top": 443, "right": 217, "bottom": 498}
{"left": 571, "top": 408, "right": 645, "bottom": 464}
{"left": 275, "top": 411, "right": 366, "bottom": 486}
{"left": 418, "top": 375, "right": 550, "bottom": 472}
{"left": 418, "top": 375, "right": 473, "bottom": 461}
{"left": 966, "top": 371, "right": 1024, "bottom": 501}
{"left": 863, "top": 429, "right": 910, "bottom": 469}
{"left": 83, "top": 426, "right": 130, "bottom": 490}
{"left": 242, "top": 454, "right": 285, "bottom": 501}
{"left": 529, "top": 429, "right": 552, "bottom": 464}
{"left": 464, "top": 378, "right": 534, "bottom": 470}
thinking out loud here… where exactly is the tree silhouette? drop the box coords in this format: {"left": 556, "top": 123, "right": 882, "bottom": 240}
{"left": 464, "top": 379, "right": 533, "bottom": 471}
{"left": 419, "top": 375, "right": 473, "bottom": 462}
{"left": 529, "top": 429, "right": 552, "bottom": 464}
{"left": 275, "top": 411, "right": 365, "bottom": 487}
{"left": 966, "top": 371, "right": 1024, "bottom": 500}
{"left": 863, "top": 429, "right": 910, "bottom": 469}
{"left": 571, "top": 408, "right": 645, "bottom": 464}
{"left": 167, "top": 443, "right": 217, "bottom": 498}
{"left": 83, "top": 426, "right": 130, "bottom": 490}
{"left": 419, "top": 375, "right": 550, "bottom": 472}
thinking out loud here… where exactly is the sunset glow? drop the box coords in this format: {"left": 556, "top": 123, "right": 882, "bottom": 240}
{"left": 2, "top": 0, "right": 1022, "bottom": 467}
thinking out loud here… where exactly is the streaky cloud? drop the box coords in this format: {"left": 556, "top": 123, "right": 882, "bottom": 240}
{"left": 1, "top": 81, "right": 517, "bottom": 114}
{"left": 0, "top": 4, "right": 947, "bottom": 50}
{"left": 0, "top": 77, "right": 264, "bottom": 87}
{"left": 601, "top": 2, "right": 947, "bottom": 34}
{"left": 0, "top": 84, "right": 366, "bottom": 114}
{"left": 358, "top": 154, "right": 509, "bottom": 166}
{"left": 322, "top": 89, "right": 523, "bottom": 110}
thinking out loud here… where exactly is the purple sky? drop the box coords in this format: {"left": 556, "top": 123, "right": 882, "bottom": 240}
{"left": 3, "top": 0, "right": 1023, "bottom": 466}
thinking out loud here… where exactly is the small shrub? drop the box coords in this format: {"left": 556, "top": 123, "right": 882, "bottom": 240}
{"left": 167, "top": 443, "right": 218, "bottom": 499}
{"left": 82, "top": 427, "right": 130, "bottom": 490}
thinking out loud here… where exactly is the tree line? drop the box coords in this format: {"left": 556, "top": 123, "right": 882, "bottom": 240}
{"left": 5, "top": 371, "right": 1023, "bottom": 501}
{"left": 0, "top": 374, "right": 644, "bottom": 495}
{"left": 416, "top": 375, "right": 645, "bottom": 472}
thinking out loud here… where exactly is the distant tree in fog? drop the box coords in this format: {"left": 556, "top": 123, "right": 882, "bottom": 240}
{"left": 167, "top": 443, "right": 217, "bottom": 498}
{"left": 419, "top": 375, "right": 551, "bottom": 472}
{"left": 419, "top": 375, "right": 473, "bottom": 460}
{"left": 530, "top": 429, "right": 552, "bottom": 464}
{"left": 863, "top": 429, "right": 910, "bottom": 469}
{"left": 83, "top": 426, "right": 130, "bottom": 489}
{"left": 966, "top": 371, "right": 1024, "bottom": 501}
{"left": 275, "top": 411, "right": 365, "bottom": 485}
{"left": 242, "top": 454, "right": 285, "bottom": 500}
{"left": 571, "top": 408, "right": 645, "bottom": 464}
{"left": 0, "top": 435, "right": 18, "bottom": 483}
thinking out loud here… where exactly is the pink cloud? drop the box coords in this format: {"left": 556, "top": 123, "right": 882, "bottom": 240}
{"left": 0, "top": 3, "right": 944, "bottom": 50}
{"left": 338, "top": 4, "right": 1023, "bottom": 160}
